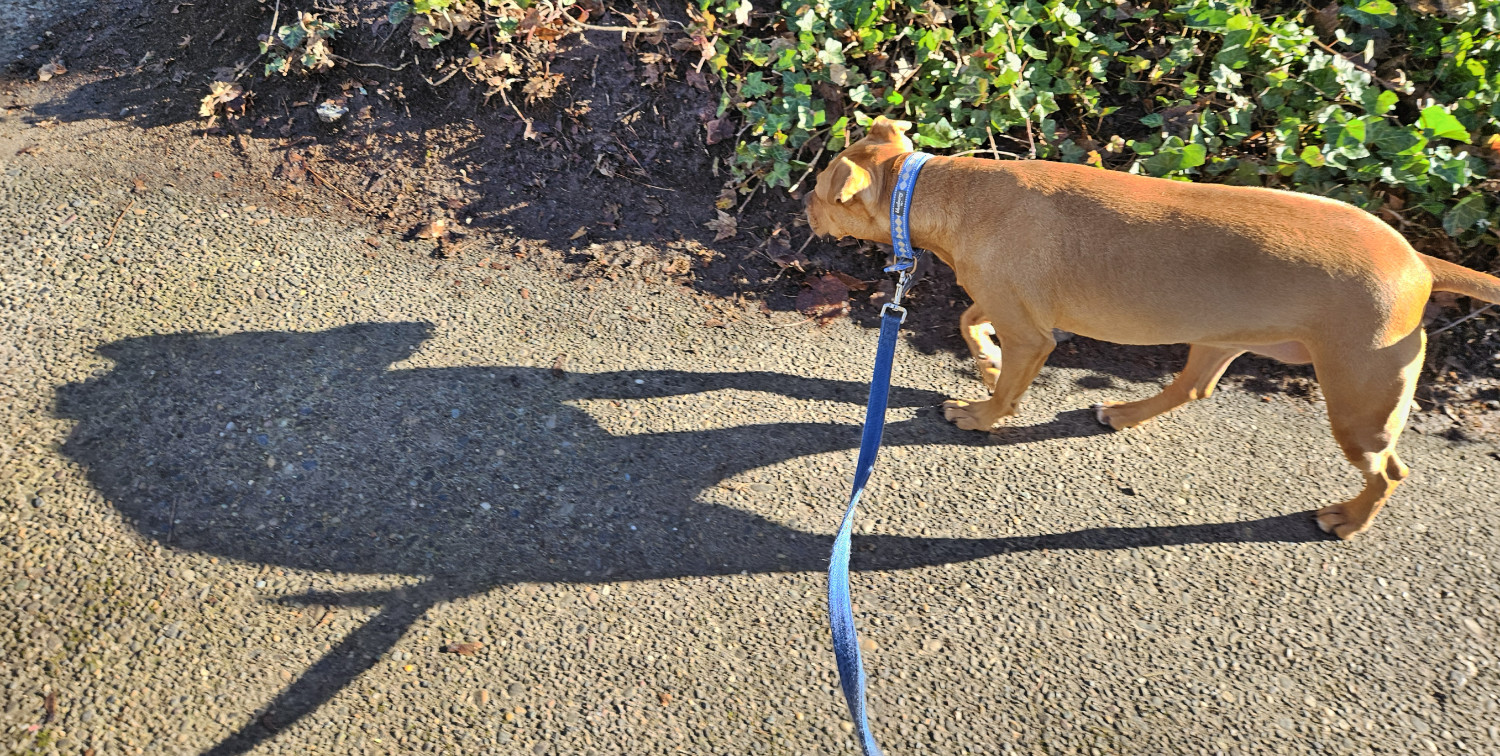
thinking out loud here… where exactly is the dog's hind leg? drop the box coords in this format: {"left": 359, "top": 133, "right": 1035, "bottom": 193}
{"left": 960, "top": 303, "right": 1002, "bottom": 389}
{"left": 1096, "top": 344, "right": 1245, "bottom": 430}
{"left": 944, "top": 326, "right": 1054, "bottom": 431}
{"left": 1312, "top": 327, "right": 1425, "bottom": 539}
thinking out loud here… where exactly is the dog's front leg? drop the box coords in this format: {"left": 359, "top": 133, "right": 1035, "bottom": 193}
{"left": 944, "top": 327, "right": 1054, "bottom": 431}
{"left": 959, "top": 303, "right": 1003, "bottom": 390}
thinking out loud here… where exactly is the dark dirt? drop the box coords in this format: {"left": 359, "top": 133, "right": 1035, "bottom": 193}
{"left": 8, "top": 0, "right": 1498, "bottom": 438}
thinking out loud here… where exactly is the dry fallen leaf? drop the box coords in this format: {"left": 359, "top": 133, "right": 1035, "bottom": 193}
{"left": 198, "top": 80, "right": 243, "bottom": 118}
{"left": 704, "top": 116, "right": 737, "bottom": 146}
{"left": 659, "top": 691, "right": 673, "bottom": 706}
{"left": 704, "top": 210, "right": 737, "bottom": 242}
{"left": 639, "top": 52, "right": 670, "bottom": 86}
{"left": 569, "top": 226, "right": 588, "bottom": 240}
{"left": 522, "top": 71, "right": 565, "bottom": 104}
{"left": 715, "top": 185, "right": 737, "bottom": 211}
{"left": 414, "top": 218, "right": 450, "bottom": 240}
{"left": 662, "top": 256, "right": 692, "bottom": 276}
{"left": 830, "top": 271, "right": 869, "bottom": 291}
{"left": 796, "top": 274, "right": 852, "bottom": 324}
{"left": 444, "top": 642, "right": 483, "bottom": 656}
{"left": 37, "top": 61, "right": 66, "bottom": 82}
{"left": 766, "top": 234, "right": 808, "bottom": 272}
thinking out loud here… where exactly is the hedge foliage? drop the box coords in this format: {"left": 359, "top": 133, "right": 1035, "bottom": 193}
{"left": 691, "top": 0, "right": 1499, "bottom": 254}
{"left": 371, "top": 0, "right": 1499, "bottom": 254}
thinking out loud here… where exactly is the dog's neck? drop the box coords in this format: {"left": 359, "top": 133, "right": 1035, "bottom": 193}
{"left": 879, "top": 153, "right": 960, "bottom": 269}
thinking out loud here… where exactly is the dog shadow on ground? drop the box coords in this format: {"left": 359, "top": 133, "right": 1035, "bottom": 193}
{"left": 53, "top": 322, "right": 1329, "bottom": 756}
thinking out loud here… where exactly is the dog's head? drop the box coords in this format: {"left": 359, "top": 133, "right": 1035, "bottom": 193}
{"left": 805, "top": 116, "right": 914, "bottom": 241}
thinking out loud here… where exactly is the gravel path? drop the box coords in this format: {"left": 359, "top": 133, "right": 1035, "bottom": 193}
{"left": 2, "top": 77, "right": 1499, "bottom": 756}
{"left": 0, "top": 0, "right": 98, "bottom": 65}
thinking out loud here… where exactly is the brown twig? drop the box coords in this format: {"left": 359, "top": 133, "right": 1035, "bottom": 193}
{"left": 421, "top": 65, "right": 464, "bottom": 88}
{"left": 331, "top": 54, "right": 409, "bottom": 71}
{"left": 787, "top": 141, "right": 829, "bottom": 195}
{"left": 735, "top": 179, "right": 763, "bottom": 219}
{"left": 765, "top": 314, "right": 817, "bottom": 329}
{"left": 303, "top": 164, "right": 363, "bottom": 208}
{"left": 1429, "top": 305, "right": 1495, "bottom": 336}
{"left": 104, "top": 199, "right": 134, "bottom": 247}
{"left": 233, "top": 0, "right": 281, "bottom": 81}
{"left": 951, "top": 147, "right": 1024, "bottom": 160}
{"left": 999, "top": 19, "right": 1037, "bottom": 158}
{"left": 618, "top": 175, "right": 676, "bottom": 192}
{"left": 796, "top": 230, "right": 818, "bottom": 257}
{"left": 562, "top": 14, "right": 676, "bottom": 33}
{"left": 497, "top": 87, "right": 537, "bottom": 141}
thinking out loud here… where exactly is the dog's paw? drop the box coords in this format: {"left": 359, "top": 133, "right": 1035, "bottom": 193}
{"left": 1091, "top": 402, "right": 1133, "bottom": 431}
{"left": 943, "top": 399, "right": 996, "bottom": 432}
{"left": 1314, "top": 503, "right": 1372, "bottom": 540}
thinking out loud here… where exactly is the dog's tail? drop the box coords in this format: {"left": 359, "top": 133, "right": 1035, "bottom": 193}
{"left": 1422, "top": 253, "right": 1500, "bottom": 303}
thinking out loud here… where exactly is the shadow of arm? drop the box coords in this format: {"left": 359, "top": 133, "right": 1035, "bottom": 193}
{"left": 570, "top": 370, "right": 950, "bottom": 408}
{"left": 200, "top": 582, "right": 452, "bottom": 756}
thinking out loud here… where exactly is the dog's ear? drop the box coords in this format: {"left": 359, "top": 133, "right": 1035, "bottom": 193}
{"left": 827, "top": 156, "right": 872, "bottom": 204}
{"left": 867, "top": 116, "right": 913, "bottom": 144}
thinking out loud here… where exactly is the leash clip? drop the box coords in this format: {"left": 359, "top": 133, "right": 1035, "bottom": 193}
{"left": 879, "top": 302, "right": 908, "bottom": 323}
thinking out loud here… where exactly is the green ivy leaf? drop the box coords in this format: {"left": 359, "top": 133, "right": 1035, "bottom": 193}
{"left": 1180, "top": 143, "right": 1207, "bottom": 168}
{"left": 1372, "top": 90, "right": 1399, "bottom": 116}
{"left": 278, "top": 24, "right": 307, "bottom": 50}
{"left": 1355, "top": 0, "right": 1398, "bottom": 15}
{"left": 741, "top": 72, "right": 774, "bottom": 98}
{"left": 1368, "top": 121, "right": 1428, "bottom": 156}
{"left": 388, "top": 1, "right": 412, "bottom": 25}
{"left": 1419, "top": 105, "right": 1472, "bottom": 141}
{"left": 1444, "top": 194, "right": 1489, "bottom": 236}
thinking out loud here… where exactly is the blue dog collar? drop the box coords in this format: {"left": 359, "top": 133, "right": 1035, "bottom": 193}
{"left": 885, "top": 151, "right": 935, "bottom": 274}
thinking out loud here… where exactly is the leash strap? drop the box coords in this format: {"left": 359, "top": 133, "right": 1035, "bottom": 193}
{"left": 828, "top": 151, "right": 933, "bottom": 756}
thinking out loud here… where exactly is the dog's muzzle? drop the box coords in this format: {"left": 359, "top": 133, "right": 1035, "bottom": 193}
{"left": 804, "top": 194, "right": 830, "bottom": 238}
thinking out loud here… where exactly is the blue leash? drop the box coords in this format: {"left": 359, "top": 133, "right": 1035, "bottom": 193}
{"left": 828, "top": 151, "right": 934, "bottom": 756}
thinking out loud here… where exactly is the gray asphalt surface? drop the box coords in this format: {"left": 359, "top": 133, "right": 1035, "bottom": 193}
{"left": 3, "top": 77, "right": 1499, "bottom": 756}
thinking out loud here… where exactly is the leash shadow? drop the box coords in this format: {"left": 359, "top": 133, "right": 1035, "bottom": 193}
{"left": 52, "top": 322, "right": 1329, "bottom": 755}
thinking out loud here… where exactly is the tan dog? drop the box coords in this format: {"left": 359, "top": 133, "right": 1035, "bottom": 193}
{"left": 806, "top": 117, "right": 1500, "bottom": 539}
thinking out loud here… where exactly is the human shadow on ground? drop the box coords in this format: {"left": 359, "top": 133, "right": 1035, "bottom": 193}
{"left": 53, "top": 322, "right": 1330, "bottom": 756}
